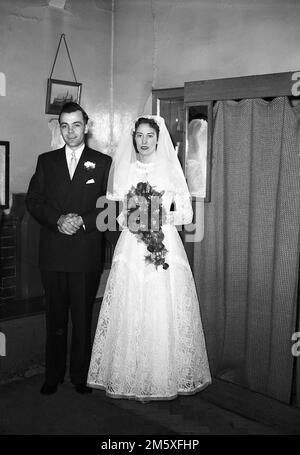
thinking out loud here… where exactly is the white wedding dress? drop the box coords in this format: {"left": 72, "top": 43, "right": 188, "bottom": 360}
{"left": 87, "top": 160, "right": 211, "bottom": 401}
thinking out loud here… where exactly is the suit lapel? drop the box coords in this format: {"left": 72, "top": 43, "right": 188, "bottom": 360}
{"left": 52, "top": 145, "right": 87, "bottom": 209}
{"left": 70, "top": 146, "right": 89, "bottom": 188}
{"left": 53, "top": 147, "right": 71, "bottom": 198}
{"left": 52, "top": 145, "right": 97, "bottom": 211}
{"left": 62, "top": 145, "right": 93, "bottom": 210}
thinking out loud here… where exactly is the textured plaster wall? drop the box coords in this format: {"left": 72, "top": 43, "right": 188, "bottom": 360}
{"left": 0, "top": 0, "right": 112, "bottom": 196}
{"left": 2, "top": 0, "right": 300, "bottom": 195}
{"left": 113, "top": 0, "right": 300, "bottom": 134}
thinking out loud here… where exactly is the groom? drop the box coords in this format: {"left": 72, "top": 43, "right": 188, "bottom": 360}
{"left": 26, "top": 102, "right": 111, "bottom": 395}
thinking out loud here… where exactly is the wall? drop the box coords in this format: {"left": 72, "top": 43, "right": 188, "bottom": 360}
{"left": 1, "top": 0, "right": 300, "bottom": 195}
{"left": 113, "top": 0, "right": 300, "bottom": 133}
{"left": 2, "top": 0, "right": 300, "bottom": 198}
{"left": 0, "top": 0, "right": 112, "bottom": 196}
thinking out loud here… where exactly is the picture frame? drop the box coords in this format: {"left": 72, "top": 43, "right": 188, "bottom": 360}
{"left": 0, "top": 141, "right": 9, "bottom": 209}
{"left": 45, "top": 78, "right": 82, "bottom": 115}
{"left": 184, "top": 101, "right": 213, "bottom": 202}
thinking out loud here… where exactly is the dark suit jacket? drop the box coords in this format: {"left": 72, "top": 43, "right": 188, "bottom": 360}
{"left": 26, "top": 145, "right": 112, "bottom": 272}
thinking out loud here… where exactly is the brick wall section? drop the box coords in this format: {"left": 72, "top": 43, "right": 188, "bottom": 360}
{"left": 0, "top": 216, "right": 17, "bottom": 305}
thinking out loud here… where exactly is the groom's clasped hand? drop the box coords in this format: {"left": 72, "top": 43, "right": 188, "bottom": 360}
{"left": 57, "top": 213, "right": 83, "bottom": 235}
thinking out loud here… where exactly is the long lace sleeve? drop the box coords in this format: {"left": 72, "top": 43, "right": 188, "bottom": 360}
{"left": 166, "top": 193, "right": 193, "bottom": 226}
{"left": 117, "top": 210, "right": 127, "bottom": 229}
{"left": 116, "top": 201, "right": 127, "bottom": 229}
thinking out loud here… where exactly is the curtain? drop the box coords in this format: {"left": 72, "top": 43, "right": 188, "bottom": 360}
{"left": 194, "top": 97, "right": 300, "bottom": 404}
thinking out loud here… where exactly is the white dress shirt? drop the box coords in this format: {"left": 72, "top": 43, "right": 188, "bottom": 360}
{"left": 65, "top": 143, "right": 85, "bottom": 176}
{"left": 64, "top": 143, "right": 86, "bottom": 229}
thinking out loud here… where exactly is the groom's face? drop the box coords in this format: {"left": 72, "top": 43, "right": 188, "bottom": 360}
{"left": 60, "top": 110, "right": 88, "bottom": 150}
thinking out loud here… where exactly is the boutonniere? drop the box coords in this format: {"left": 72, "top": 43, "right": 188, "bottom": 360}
{"left": 84, "top": 161, "right": 96, "bottom": 171}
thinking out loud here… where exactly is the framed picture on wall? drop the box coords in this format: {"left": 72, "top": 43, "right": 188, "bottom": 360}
{"left": 0, "top": 141, "right": 9, "bottom": 209}
{"left": 45, "top": 78, "right": 82, "bottom": 115}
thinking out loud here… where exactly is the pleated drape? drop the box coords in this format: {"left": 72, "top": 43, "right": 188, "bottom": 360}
{"left": 194, "top": 97, "right": 300, "bottom": 403}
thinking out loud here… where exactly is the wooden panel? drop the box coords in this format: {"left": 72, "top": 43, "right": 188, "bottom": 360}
{"left": 152, "top": 87, "right": 184, "bottom": 99}
{"left": 185, "top": 71, "right": 300, "bottom": 102}
{"left": 152, "top": 87, "right": 184, "bottom": 114}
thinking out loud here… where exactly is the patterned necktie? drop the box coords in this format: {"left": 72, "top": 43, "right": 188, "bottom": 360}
{"left": 69, "top": 151, "right": 77, "bottom": 179}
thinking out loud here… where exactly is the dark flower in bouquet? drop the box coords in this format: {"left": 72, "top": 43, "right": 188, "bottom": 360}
{"left": 125, "top": 181, "right": 169, "bottom": 270}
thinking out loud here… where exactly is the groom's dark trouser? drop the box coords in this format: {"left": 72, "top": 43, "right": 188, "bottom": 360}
{"left": 41, "top": 270, "right": 101, "bottom": 386}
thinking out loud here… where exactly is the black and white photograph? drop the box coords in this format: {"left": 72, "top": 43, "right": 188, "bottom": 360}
{"left": 45, "top": 78, "right": 82, "bottom": 114}
{"left": 0, "top": 0, "right": 299, "bottom": 445}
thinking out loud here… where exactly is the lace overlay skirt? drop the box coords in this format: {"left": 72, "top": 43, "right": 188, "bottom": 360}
{"left": 87, "top": 225, "right": 211, "bottom": 401}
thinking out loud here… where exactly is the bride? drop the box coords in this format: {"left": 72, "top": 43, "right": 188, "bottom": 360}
{"left": 87, "top": 115, "right": 211, "bottom": 401}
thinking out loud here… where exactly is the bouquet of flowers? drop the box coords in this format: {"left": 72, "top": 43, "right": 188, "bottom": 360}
{"left": 125, "top": 181, "right": 169, "bottom": 270}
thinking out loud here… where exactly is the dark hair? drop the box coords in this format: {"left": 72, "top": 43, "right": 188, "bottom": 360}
{"left": 58, "top": 102, "right": 89, "bottom": 125}
{"left": 133, "top": 117, "right": 160, "bottom": 153}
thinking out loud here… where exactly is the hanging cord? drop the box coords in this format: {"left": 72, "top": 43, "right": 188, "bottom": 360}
{"left": 49, "top": 33, "right": 77, "bottom": 82}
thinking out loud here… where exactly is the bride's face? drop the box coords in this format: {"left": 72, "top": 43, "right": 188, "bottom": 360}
{"left": 135, "top": 123, "right": 158, "bottom": 159}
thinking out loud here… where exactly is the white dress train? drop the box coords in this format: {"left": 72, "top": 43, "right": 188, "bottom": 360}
{"left": 87, "top": 161, "right": 211, "bottom": 401}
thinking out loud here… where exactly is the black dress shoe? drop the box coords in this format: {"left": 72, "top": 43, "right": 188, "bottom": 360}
{"left": 74, "top": 384, "right": 92, "bottom": 394}
{"left": 40, "top": 383, "right": 58, "bottom": 395}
